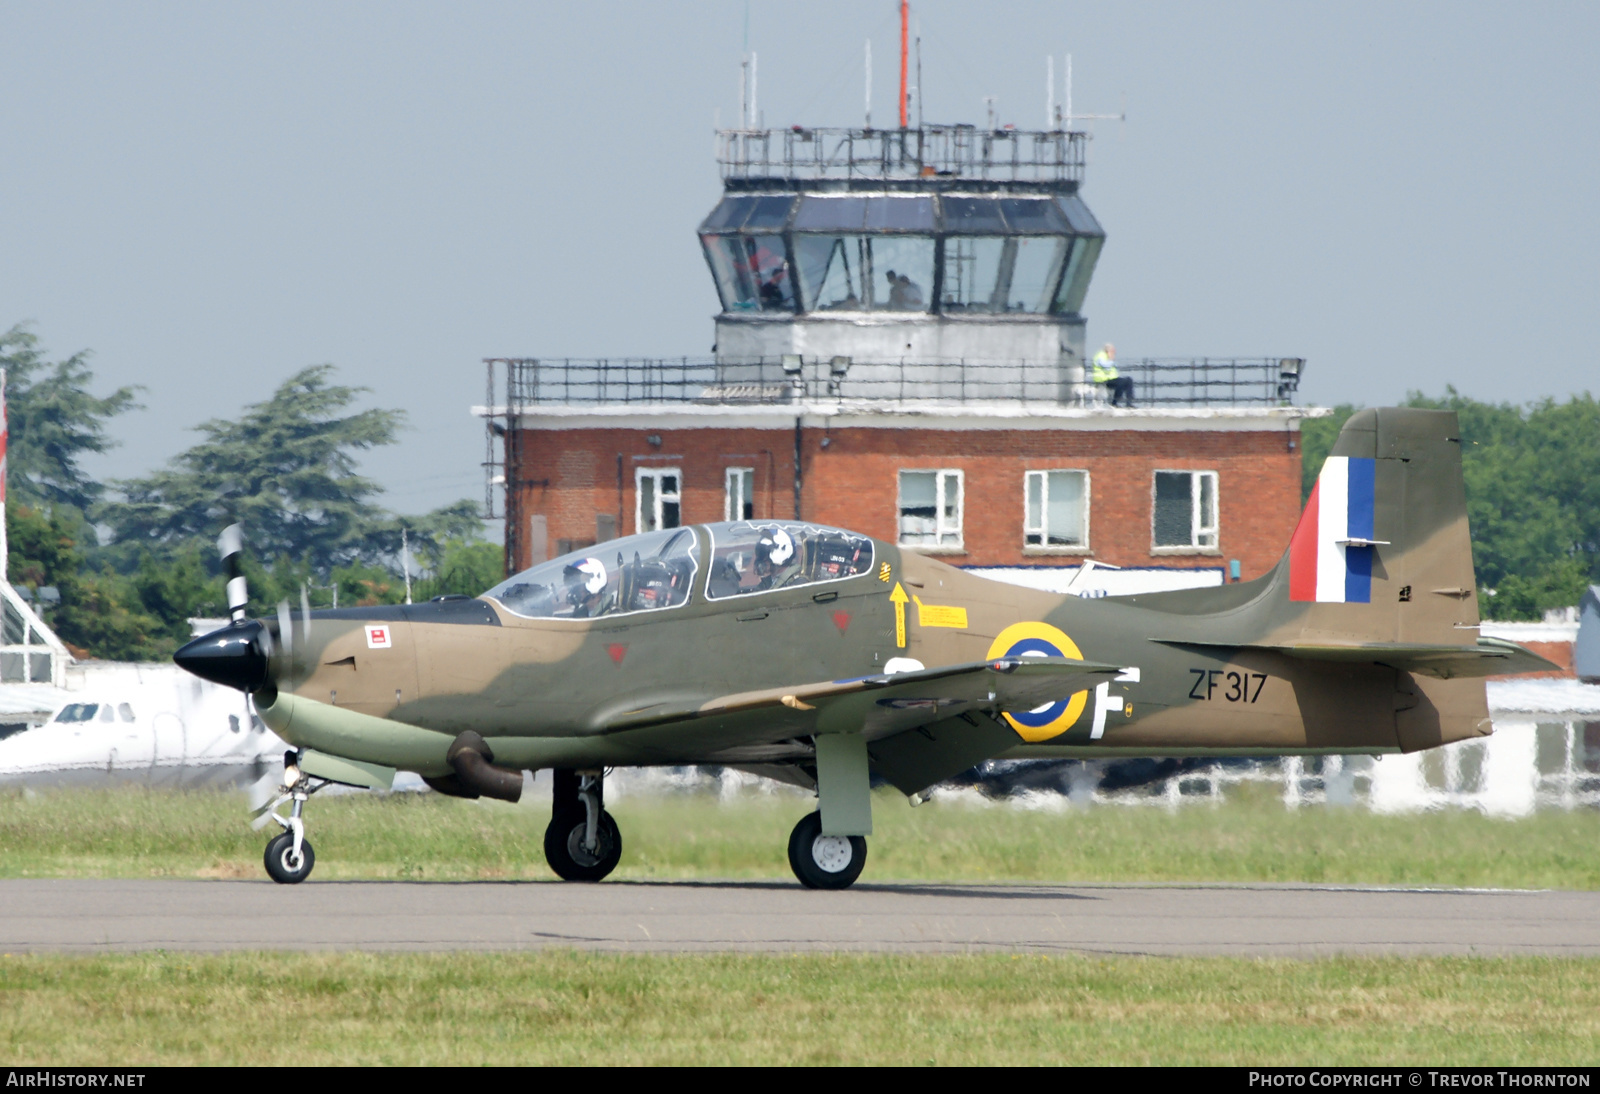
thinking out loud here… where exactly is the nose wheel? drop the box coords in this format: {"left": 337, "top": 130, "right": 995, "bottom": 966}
{"left": 787, "top": 811, "right": 867, "bottom": 890}
{"left": 251, "top": 750, "right": 325, "bottom": 884}
{"left": 544, "top": 769, "right": 622, "bottom": 881}
{"left": 264, "top": 830, "right": 315, "bottom": 883}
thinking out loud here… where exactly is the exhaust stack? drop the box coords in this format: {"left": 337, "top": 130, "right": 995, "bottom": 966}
{"left": 443, "top": 731, "right": 524, "bottom": 803}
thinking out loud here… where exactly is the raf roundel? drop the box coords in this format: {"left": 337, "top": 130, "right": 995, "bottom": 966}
{"left": 985, "top": 622, "right": 1089, "bottom": 741}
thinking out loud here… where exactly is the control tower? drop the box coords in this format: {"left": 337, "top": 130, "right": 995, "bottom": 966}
{"left": 702, "top": 125, "right": 1103, "bottom": 401}
{"left": 480, "top": 43, "right": 1318, "bottom": 589}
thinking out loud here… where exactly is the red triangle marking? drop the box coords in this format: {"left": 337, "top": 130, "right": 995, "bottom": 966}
{"left": 607, "top": 643, "right": 628, "bottom": 665}
{"left": 832, "top": 611, "right": 851, "bottom": 634}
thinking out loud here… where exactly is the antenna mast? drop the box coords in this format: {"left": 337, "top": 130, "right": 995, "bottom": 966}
{"left": 865, "top": 40, "right": 872, "bottom": 128}
{"left": 898, "top": 0, "right": 909, "bottom": 128}
{"left": 1047, "top": 56, "right": 1055, "bottom": 129}
{"left": 1065, "top": 53, "right": 1072, "bottom": 129}
{"left": 915, "top": 23, "right": 922, "bottom": 128}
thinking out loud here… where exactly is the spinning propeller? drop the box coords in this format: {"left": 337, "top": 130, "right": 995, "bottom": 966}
{"left": 172, "top": 523, "right": 286, "bottom": 694}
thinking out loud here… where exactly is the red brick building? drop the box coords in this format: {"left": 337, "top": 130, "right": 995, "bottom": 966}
{"left": 483, "top": 124, "right": 1319, "bottom": 591}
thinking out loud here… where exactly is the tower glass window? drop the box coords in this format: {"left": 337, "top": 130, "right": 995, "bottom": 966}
{"left": 702, "top": 234, "right": 794, "bottom": 312}
{"left": 698, "top": 189, "right": 1102, "bottom": 318}
{"left": 795, "top": 235, "right": 934, "bottom": 312}
{"left": 1053, "top": 235, "right": 1103, "bottom": 316}
{"left": 1153, "top": 470, "right": 1219, "bottom": 550}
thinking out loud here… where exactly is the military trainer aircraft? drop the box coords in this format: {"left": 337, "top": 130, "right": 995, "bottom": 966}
{"left": 175, "top": 408, "right": 1553, "bottom": 887}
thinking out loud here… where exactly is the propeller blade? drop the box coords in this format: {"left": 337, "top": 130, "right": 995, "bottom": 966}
{"left": 218, "top": 523, "right": 248, "bottom": 622}
{"left": 277, "top": 600, "right": 293, "bottom": 670}
{"left": 300, "top": 584, "right": 312, "bottom": 649}
{"left": 250, "top": 792, "right": 290, "bottom": 829}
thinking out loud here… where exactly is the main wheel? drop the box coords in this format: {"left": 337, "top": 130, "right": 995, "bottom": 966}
{"left": 263, "top": 831, "right": 315, "bottom": 884}
{"left": 543, "top": 809, "right": 622, "bottom": 882}
{"left": 786, "top": 812, "right": 867, "bottom": 890}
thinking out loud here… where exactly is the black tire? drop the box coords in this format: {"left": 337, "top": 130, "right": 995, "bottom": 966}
{"left": 263, "top": 831, "right": 315, "bottom": 884}
{"left": 543, "top": 809, "right": 622, "bottom": 882}
{"left": 786, "top": 812, "right": 866, "bottom": 890}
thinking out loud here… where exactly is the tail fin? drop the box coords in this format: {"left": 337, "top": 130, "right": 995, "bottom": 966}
{"left": 1155, "top": 408, "right": 1548, "bottom": 751}
{"left": 1270, "top": 407, "right": 1478, "bottom": 647}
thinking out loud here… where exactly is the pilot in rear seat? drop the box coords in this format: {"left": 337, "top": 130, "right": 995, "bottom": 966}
{"left": 753, "top": 527, "right": 800, "bottom": 590}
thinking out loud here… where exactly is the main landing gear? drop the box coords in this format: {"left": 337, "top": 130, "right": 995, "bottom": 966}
{"left": 544, "top": 768, "right": 622, "bottom": 882}
{"left": 254, "top": 750, "right": 326, "bottom": 884}
{"left": 787, "top": 812, "right": 867, "bottom": 890}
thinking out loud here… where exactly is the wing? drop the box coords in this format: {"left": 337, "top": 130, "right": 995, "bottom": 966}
{"left": 602, "top": 655, "right": 1122, "bottom": 735}
{"left": 594, "top": 656, "right": 1122, "bottom": 791}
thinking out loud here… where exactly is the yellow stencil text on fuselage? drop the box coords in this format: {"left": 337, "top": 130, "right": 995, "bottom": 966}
{"left": 912, "top": 595, "right": 968, "bottom": 629}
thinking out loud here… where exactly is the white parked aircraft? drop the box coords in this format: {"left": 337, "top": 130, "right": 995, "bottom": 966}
{"left": 0, "top": 663, "right": 286, "bottom": 788}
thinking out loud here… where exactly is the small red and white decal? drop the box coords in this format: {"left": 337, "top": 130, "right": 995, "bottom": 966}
{"left": 365, "top": 625, "right": 393, "bottom": 650}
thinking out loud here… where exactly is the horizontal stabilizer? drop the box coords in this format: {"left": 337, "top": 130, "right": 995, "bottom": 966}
{"left": 1158, "top": 637, "right": 1558, "bottom": 679}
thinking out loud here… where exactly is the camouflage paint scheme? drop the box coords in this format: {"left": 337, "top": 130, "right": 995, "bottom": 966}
{"left": 246, "top": 408, "right": 1552, "bottom": 798}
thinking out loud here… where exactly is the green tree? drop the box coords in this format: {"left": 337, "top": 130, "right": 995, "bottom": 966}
{"left": 100, "top": 365, "right": 406, "bottom": 575}
{"left": 0, "top": 324, "right": 141, "bottom": 513}
{"left": 1302, "top": 390, "right": 1600, "bottom": 621}
{"left": 1404, "top": 389, "right": 1599, "bottom": 620}
{"left": 415, "top": 539, "right": 505, "bottom": 600}
{"left": 98, "top": 363, "right": 488, "bottom": 627}
{"left": 1299, "top": 403, "right": 1360, "bottom": 502}
{"left": 5, "top": 502, "right": 168, "bottom": 660}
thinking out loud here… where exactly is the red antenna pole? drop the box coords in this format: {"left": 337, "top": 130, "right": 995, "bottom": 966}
{"left": 898, "top": 0, "right": 909, "bottom": 128}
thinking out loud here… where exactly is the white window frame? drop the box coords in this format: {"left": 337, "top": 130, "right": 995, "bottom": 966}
{"left": 1151, "top": 469, "right": 1220, "bottom": 553}
{"left": 724, "top": 466, "right": 755, "bottom": 522}
{"left": 1023, "top": 469, "right": 1091, "bottom": 553}
{"left": 636, "top": 467, "right": 683, "bottom": 533}
{"left": 897, "top": 469, "right": 964, "bottom": 551}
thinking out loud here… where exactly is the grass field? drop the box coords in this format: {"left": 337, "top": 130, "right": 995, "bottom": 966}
{"left": 0, "top": 781, "right": 1597, "bottom": 889}
{"left": 1, "top": 951, "right": 1596, "bottom": 1065}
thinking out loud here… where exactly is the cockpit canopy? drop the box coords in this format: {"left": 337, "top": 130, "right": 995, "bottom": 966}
{"left": 704, "top": 522, "right": 874, "bottom": 599}
{"left": 482, "top": 522, "right": 876, "bottom": 620}
{"left": 484, "top": 528, "right": 700, "bottom": 621}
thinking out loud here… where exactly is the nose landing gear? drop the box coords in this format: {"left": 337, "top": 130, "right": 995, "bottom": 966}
{"left": 252, "top": 750, "right": 326, "bottom": 884}
{"left": 544, "top": 768, "right": 622, "bottom": 881}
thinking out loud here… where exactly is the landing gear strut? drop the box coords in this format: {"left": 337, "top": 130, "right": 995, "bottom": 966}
{"left": 787, "top": 812, "right": 867, "bottom": 890}
{"left": 544, "top": 768, "right": 621, "bottom": 882}
{"left": 254, "top": 750, "right": 324, "bottom": 884}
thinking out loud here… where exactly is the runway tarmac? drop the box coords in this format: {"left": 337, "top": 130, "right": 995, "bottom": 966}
{"left": 2, "top": 879, "right": 1598, "bottom": 956}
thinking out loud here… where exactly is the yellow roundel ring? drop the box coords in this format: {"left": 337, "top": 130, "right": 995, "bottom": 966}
{"left": 986, "top": 622, "right": 1089, "bottom": 742}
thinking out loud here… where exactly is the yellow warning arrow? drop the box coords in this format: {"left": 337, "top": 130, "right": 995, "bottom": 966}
{"left": 889, "top": 582, "right": 909, "bottom": 649}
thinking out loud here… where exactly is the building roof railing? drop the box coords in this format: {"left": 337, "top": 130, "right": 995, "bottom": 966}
{"left": 717, "top": 125, "right": 1087, "bottom": 185}
{"left": 481, "top": 357, "right": 1306, "bottom": 411}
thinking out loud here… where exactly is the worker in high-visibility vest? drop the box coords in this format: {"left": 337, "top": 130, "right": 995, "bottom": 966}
{"left": 1091, "top": 343, "right": 1135, "bottom": 407}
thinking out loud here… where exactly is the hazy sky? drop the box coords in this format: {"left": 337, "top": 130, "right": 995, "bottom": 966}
{"left": 3, "top": 2, "right": 1596, "bottom": 528}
